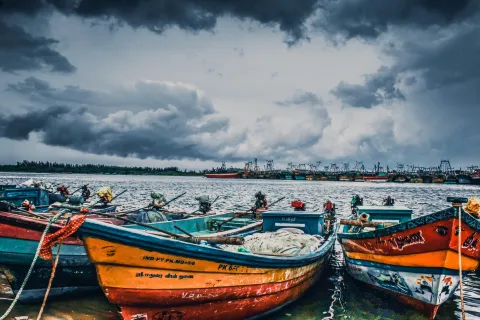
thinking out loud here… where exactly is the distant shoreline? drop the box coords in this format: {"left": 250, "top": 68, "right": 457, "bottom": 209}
{"left": 0, "top": 161, "right": 204, "bottom": 177}
{"left": 0, "top": 170, "right": 203, "bottom": 177}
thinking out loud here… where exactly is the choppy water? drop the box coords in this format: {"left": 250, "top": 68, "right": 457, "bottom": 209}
{"left": 0, "top": 173, "right": 479, "bottom": 320}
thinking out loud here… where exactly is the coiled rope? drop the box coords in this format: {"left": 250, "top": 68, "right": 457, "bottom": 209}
{"left": 0, "top": 211, "right": 64, "bottom": 320}
{"left": 457, "top": 206, "right": 466, "bottom": 320}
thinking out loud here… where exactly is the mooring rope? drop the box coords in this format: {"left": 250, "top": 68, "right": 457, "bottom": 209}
{"left": 458, "top": 206, "right": 466, "bottom": 320}
{"left": 36, "top": 241, "right": 63, "bottom": 320}
{"left": 0, "top": 211, "right": 64, "bottom": 320}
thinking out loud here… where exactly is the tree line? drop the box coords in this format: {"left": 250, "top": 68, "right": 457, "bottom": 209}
{"left": 0, "top": 161, "right": 203, "bottom": 176}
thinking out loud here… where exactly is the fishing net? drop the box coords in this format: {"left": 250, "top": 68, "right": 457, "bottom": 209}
{"left": 220, "top": 229, "right": 324, "bottom": 256}
{"left": 20, "top": 179, "right": 54, "bottom": 192}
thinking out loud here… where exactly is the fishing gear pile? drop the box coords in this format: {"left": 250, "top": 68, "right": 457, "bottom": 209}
{"left": 220, "top": 229, "right": 324, "bottom": 256}
{"left": 81, "top": 185, "right": 91, "bottom": 200}
{"left": 254, "top": 191, "right": 267, "bottom": 209}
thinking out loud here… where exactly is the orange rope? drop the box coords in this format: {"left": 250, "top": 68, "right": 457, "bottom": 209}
{"left": 36, "top": 242, "right": 63, "bottom": 320}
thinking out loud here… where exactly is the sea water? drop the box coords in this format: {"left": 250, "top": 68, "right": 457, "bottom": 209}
{"left": 0, "top": 173, "right": 478, "bottom": 320}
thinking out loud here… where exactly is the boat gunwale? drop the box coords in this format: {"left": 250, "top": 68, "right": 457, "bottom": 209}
{"left": 79, "top": 218, "right": 338, "bottom": 268}
{"left": 337, "top": 207, "right": 480, "bottom": 240}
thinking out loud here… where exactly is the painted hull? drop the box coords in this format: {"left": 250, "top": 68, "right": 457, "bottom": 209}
{"left": 0, "top": 215, "right": 100, "bottom": 302}
{"left": 457, "top": 177, "right": 471, "bottom": 185}
{"left": 205, "top": 173, "right": 239, "bottom": 179}
{"left": 472, "top": 177, "right": 480, "bottom": 185}
{"left": 35, "top": 204, "right": 117, "bottom": 214}
{"left": 338, "top": 207, "right": 480, "bottom": 319}
{"left": 78, "top": 219, "right": 336, "bottom": 320}
{"left": 0, "top": 211, "right": 262, "bottom": 302}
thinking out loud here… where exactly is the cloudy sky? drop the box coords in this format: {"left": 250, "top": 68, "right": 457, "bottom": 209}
{"left": 0, "top": 0, "right": 479, "bottom": 171}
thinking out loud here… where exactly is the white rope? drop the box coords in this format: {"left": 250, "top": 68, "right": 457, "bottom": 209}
{"left": 0, "top": 211, "right": 64, "bottom": 320}
{"left": 458, "top": 206, "right": 466, "bottom": 320}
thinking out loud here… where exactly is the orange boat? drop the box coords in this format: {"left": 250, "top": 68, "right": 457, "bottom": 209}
{"left": 338, "top": 197, "right": 480, "bottom": 319}
{"left": 72, "top": 211, "right": 336, "bottom": 320}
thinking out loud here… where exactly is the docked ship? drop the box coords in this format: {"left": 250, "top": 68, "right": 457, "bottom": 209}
{"left": 363, "top": 173, "right": 389, "bottom": 182}
{"left": 204, "top": 162, "right": 241, "bottom": 179}
{"left": 456, "top": 173, "right": 472, "bottom": 185}
{"left": 444, "top": 174, "right": 457, "bottom": 184}
{"left": 472, "top": 169, "right": 480, "bottom": 185}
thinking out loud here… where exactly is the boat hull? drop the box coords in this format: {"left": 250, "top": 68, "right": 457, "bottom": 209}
{"left": 79, "top": 219, "right": 336, "bottom": 320}
{"left": 338, "top": 207, "right": 480, "bottom": 318}
{"left": 363, "top": 176, "right": 389, "bottom": 183}
{"left": 0, "top": 222, "right": 98, "bottom": 302}
{"left": 344, "top": 257, "right": 457, "bottom": 319}
{"left": 205, "top": 173, "right": 239, "bottom": 179}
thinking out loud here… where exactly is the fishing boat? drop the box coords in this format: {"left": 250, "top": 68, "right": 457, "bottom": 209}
{"left": 204, "top": 162, "right": 241, "bottom": 179}
{"left": 337, "top": 198, "right": 480, "bottom": 319}
{"left": 444, "top": 175, "right": 457, "bottom": 184}
{"left": 392, "top": 174, "right": 408, "bottom": 183}
{"left": 0, "top": 187, "right": 118, "bottom": 214}
{"left": 75, "top": 210, "right": 337, "bottom": 320}
{"left": 472, "top": 170, "right": 480, "bottom": 185}
{"left": 363, "top": 173, "right": 389, "bottom": 183}
{"left": 0, "top": 211, "right": 263, "bottom": 302}
{"left": 432, "top": 175, "right": 445, "bottom": 184}
{"left": 339, "top": 175, "right": 353, "bottom": 182}
{"left": 421, "top": 174, "right": 433, "bottom": 184}
{"left": 409, "top": 176, "right": 424, "bottom": 183}
{"left": 456, "top": 174, "right": 472, "bottom": 185}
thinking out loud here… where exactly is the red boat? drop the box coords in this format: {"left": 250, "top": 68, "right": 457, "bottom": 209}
{"left": 363, "top": 174, "right": 389, "bottom": 183}
{"left": 205, "top": 173, "right": 239, "bottom": 179}
{"left": 204, "top": 162, "right": 240, "bottom": 179}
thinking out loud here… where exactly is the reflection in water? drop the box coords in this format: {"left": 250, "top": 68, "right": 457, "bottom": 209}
{"left": 0, "top": 173, "right": 478, "bottom": 320}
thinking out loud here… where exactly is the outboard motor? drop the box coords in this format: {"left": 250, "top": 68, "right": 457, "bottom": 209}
{"left": 350, "top": 195, "right": 363, "bottom": 217}
{"left": 81, "top": 185, "right": 91, "bottom": 200}
{"left": 195, "top": 195, "right": 212, "bottom": 214}
{"left": 254, "top": 191, "right": 268, "bottom": 209}
{"left": 383, "top": 196, "right": 395, "bottom": 206}
{"left": 150, "top": 191, "right": 166, "bottom": 208}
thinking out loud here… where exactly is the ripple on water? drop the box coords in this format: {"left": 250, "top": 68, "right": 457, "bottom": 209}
{"left": 0, "top": 173, "right": 479, "bottom": 320}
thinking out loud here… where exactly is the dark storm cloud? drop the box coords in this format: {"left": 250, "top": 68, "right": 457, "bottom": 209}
{"left": 8, "top": 77, "right": 216, "bottom": 117}
{"left": 3, "top": 0, "right": 320, "bottom": 45}
{"left": 0, "top": 0, "right": 76, "bottom": 73}
{"left": 315, "top": 0, "right": 478, "bottom": 41}
{"left": 0, "top": 105, "right": 230, "bottom": 160}
{"left": 0, "top": 20, "right": 76, "bottom": 73}
{"left": 331, "top": 66, "right": 405, "bottom": 108}
{"left": 2, "top": 77, "right": 232, "bottom": 160}
{"left": 276, "top": 91, "right": 323, "bottom": 106}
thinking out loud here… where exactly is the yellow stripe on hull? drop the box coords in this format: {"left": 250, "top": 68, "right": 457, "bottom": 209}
{"left": 344, "top": 249, "right": 479, "bottom": 271}
{"left": 85, "top": 237, "right": 324, "bottom": 290}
